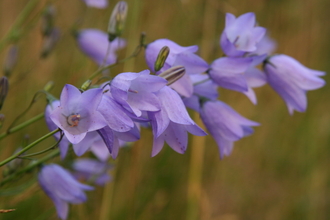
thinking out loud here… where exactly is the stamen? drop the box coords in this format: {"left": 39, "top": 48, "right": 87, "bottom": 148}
{"left": 128, "top": 89, "right": 138, "bottom": 93}
{"left": 67, "top": 114, "right": 81, "bottom": 127}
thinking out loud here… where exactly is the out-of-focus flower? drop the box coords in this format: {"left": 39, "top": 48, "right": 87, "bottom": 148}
{"left": 41, "top": 5, "right": 56, "bottom": 37}
{"left": 200, "top": 100, "right": 259, "bottom": 159}
{"left": 110, "top": 70, "right": 167, "bottom": 117}
{"left": 45, "top": 100, "right": 70, "bottom": 159}
{"left": 50, "top": 84, "right": 107, "bottom": 144}
{"left": 83, "top": 0, "right": 108, "bottom": 9}
{"left": 41, "top": 28, "right": 61, "bottom": 58}
{"left": 72, "top": 158, "right": 113, "bottom": 185}
{"left": 264, "top": 54, "right": 326, "bottom": 114}
{"left": 145, "top": 39, "right": 209, "bottom": 97}
{"left": 148, "top": 86, "right": 206, "bottom": 156}
{"left": 220, "top": 12, "right": 266, "bottom": 57}
{"left": 253, "top": 34, "right": 277, "bottom": 56}
{"left": 38, "top": 164, "right": 93, "bottom": 220}
{"left": 3, "top": 45, "right": 18, "bottom": 77}
{"left": 77, "top": 29, "right": 125, "bottom": 65}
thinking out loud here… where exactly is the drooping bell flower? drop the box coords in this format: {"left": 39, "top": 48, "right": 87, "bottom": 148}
{"left": 148, "top": 86, "right": 206, "bottom": 156}
{"left": 200, "top": 100, "right": 259, "bottom": 159}
{"left": 264, "top": 54, "right": 325, "bottom": 114}
{"left": 49, "top": 84, "right": 107, "bottom": 144}
{"left": 77, "top": 29, "right": 125, "bottom": 65}
{"left": 145, "top": 39, "right": 209, "bottom": 97}
{"left": 109, "top": 70, "right": 167, "bottom": 117}
{"left": 220, "top": 12, "right": 266, "bottom": 57}
{"left": 38, "top": 164, "right": 94, "bottom": 220}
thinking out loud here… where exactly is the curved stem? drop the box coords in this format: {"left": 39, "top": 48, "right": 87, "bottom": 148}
{"left": 0, "top": 128, "right": 60, "bottom": 167}
{"left": 0, "top": 113, "right": 44, "bottom": 141}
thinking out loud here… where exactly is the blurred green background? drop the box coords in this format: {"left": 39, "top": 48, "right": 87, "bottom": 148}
{"left": 0, "top": 0, "right": 330, "bottom": 219}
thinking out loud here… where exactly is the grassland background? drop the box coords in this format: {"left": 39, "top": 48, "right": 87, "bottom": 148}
{"left": 0, "top": 0, "right": 330, "bottom": 219}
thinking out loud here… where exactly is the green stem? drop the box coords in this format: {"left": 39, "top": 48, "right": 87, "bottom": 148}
{"left": 0, "top": 0, "right": 40, "bottom": 51}
{"left": 0, "top": 128, "right": 60, "bottom": 167}
{"left": 0, "top": 113, "right": 44, "bottom": 141}
{"left": 0, "top": 148, "right": 60, "bottom": 186}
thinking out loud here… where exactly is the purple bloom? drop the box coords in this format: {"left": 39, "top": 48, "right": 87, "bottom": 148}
{"left": 110, "top": 70, "right": 167, "bottom": 116}
{"left": 72, "top": 159, "right": 113, "bottom": 185}
{"left": 83, "top": 0, "right": 108, "bottom": 8}
{"left": 50, "top": 84, "right": 107, "bottom": 144}
{"left": 209, "top": 57, "right": 253, "bottom": 92}
{"left": 148, "top": 86, "right": 206, "bottom": 156}
{"left": 253, "top": 34, "right": 277, "bottom": 56}
{"left": 264, "top": 54, "right": 325, "bottom": 114}
{"left": 145, "top": 39, "right": 209, "bottom": 97}
{"left": 220, "top": 12, "right": 266, "bottom": 57}
{"left": 77, "top": 29, "right": 125, "bottom": 65}
{"left": 38, "top": 164, "right": 93, "bottom": 220}
{"left": 200, "top": 100, "right": 259, "bottom": 159}
{"left": 45, "top": 100, "right": 70, "bottom": 159}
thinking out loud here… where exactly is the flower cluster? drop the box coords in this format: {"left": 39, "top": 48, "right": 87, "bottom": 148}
{"left": 37, "top": 9, "right": 325, "bottom": 220}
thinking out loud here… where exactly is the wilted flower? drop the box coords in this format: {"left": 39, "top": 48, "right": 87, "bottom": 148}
{"left": 108, "top": 1, "right": 128, "bottom": 41}
{"left": 264, "top": 54, "right": 325, "bottom": 114}
{"left": 200, "top": 100, "right": 259, "bottom": 159}
{"left": 220, "top": 12, "right": 266, "bottom": 57}
{"left": 38, "top": 164, "right": 93, "bottom": 220}
{"left": 77, "top": 29, "right": 126, "bottom": 65}
{"left": 50, "top": 84, "right": 107, "bottom": 144}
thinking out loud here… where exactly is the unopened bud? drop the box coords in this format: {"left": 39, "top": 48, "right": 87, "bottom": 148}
{"left": 107, "top": 1, "right": 128, "bottom": 42}
{"left": 41, "top": 28, "right": 60, "bottom": 58}
{"left": 154, "top": 46, "right": 170, "bottom": 72}
{"left": 3, "top": 45, "right": 18, "bottom": 77}
{"left": 43, "top": 81, "right": 54, "bottom": 92}
{"left": 41, "top": 5, "right": 56, "bottom": 37}
{"left": 81, "top": 80, "right": 92, "bottom": 91}
{"left": 0, "top": 76, "right": 9, "bottom": 110}
{"left": 158, "top": 66, "right": 185, "bottom": 86}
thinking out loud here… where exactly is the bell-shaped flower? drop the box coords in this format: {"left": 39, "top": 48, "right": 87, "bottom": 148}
{"left": 264, "top": 54, "right": 325, "bottom": 114}
{"left": 72, "top": 159, "right": 113, "bottom": 185}
{"left": 220, "top": 12, "right": 266, "bottom": 57}
{"left": 50, "top": 84, "right": 107, "bottom": 144}
{"left": 38, "top": 164, "right": 94, "bottom": 220}
{"left": 148, "top": 86, "right": 206, "bottom": 156}
{"left": 109, "top": 70, "right": 167, "bottom": 117}
{"left": 209, "top": 56, "right": 253, "bottom": 92}
{"left": 200, "top": 100, "right": 259, "bottom": 159}
{"left": 45, "top": 100, "right": 70, "bottom": 159}
{"left": 145, "top": 39, "right": 209, "bottom": 97}
{"left": 82, "top": 0, "right": 108, "bottom": 8}
{"left": 76, "top": 29, "right": 125, "bottom": 65}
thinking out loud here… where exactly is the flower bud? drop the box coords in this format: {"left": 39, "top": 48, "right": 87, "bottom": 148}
{"left": 41, "top": 5, "right": 56, "bottom": 37}
{"left": 154, "top": 46, "right": 170, "bottom": 72}
{"left": 107, "top": 1, "right": 128, "bottom": 42}
{"left": 0, "top": 76, "right": 9, "bottom": 110}
{"left": 3, "top": 45, "right": 18, "bottom": 77}
{"left": 81, "top": 80, "right": 92, "bottom": 91}
{"left": 40, "top": 28, "right": 60, "bottom": 58}
{"left": 2, "top": 147, "right": 23, "bottom": 177}
{"left": 158, "top": 65, "right": 185, "bottom": 86}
